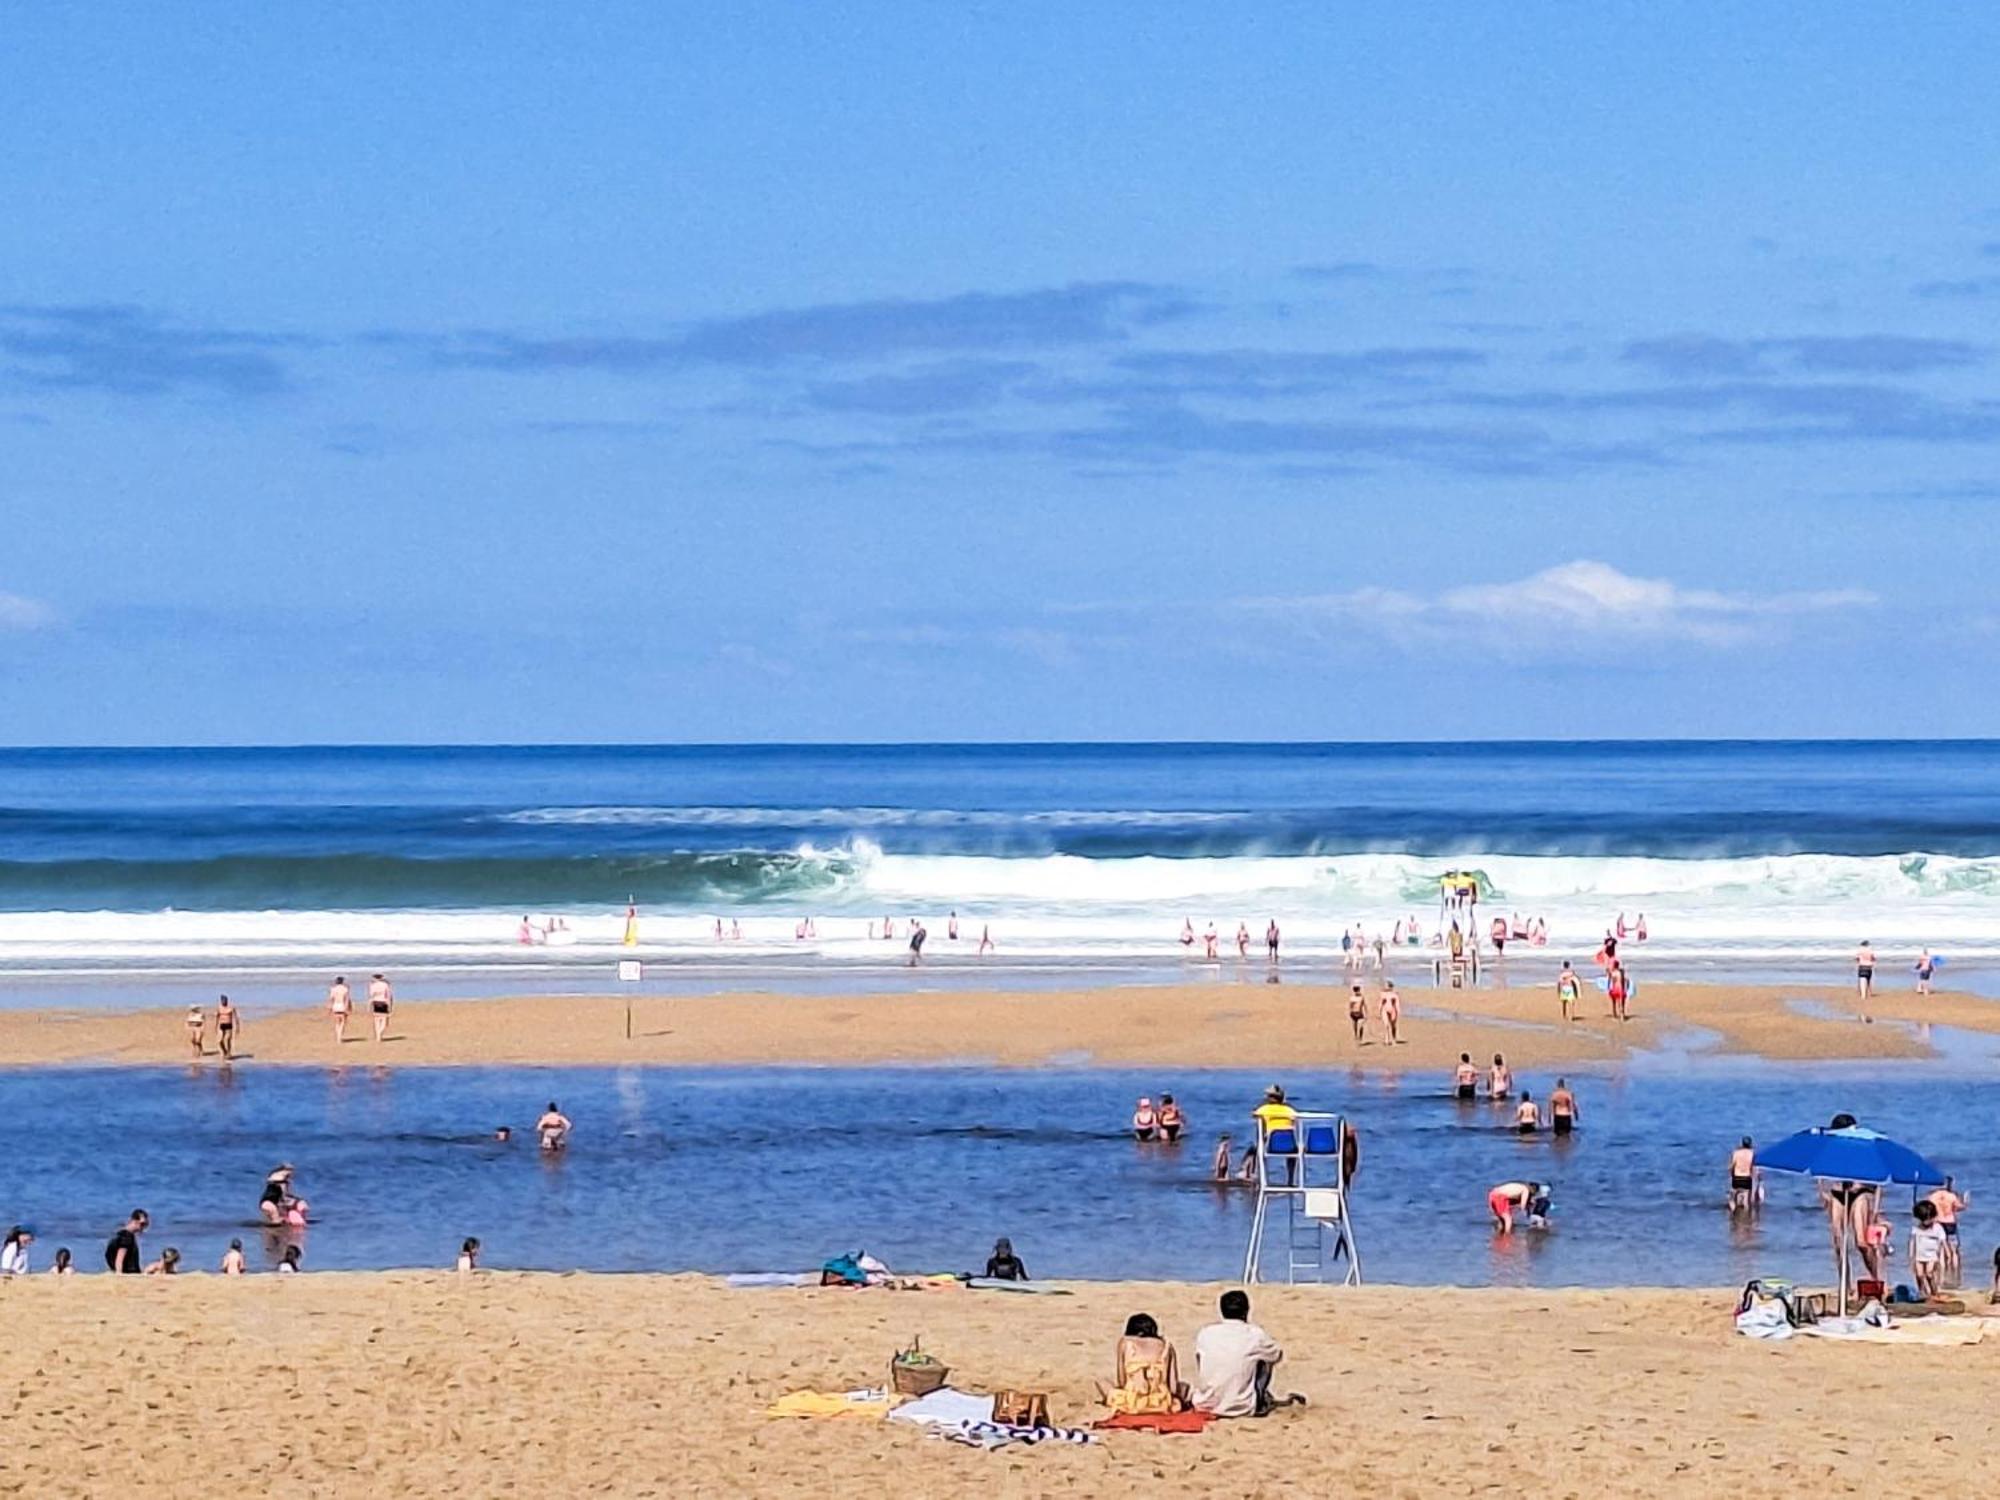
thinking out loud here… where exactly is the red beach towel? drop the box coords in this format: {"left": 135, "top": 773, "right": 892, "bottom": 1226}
{"left": 1095, "top": 1410, "right": 1214, "bottom": 1434}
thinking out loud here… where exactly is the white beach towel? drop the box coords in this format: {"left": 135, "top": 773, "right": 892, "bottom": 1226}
{"left": 886, "top": 1388, "right": 995, "bottom": 1428}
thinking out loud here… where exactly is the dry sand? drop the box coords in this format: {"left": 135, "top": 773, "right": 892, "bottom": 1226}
{"left": 1, "top": 1273, "right": 1994, "bottom": 1497}
{"left": 0, "top": 978, "right": 1989, "bottom": 1071}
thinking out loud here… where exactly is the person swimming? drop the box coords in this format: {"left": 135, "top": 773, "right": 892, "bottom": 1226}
{"left": 1132, "top": 1097, "right": 1160, "bottom": 1141}
{"left": 536, "top": 1102, "right": 572, "bottom": 1152}
{"left": 1454, "top": 1053, "right": 1478, "bottom": 1101}
{"left": 1157, "top": 1094, "right": 1185, "bottom": 1142}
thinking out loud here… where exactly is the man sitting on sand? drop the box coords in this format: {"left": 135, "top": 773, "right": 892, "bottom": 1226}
{"left": 1192, "top": 1289, "right": 1304, "bottom": 1418}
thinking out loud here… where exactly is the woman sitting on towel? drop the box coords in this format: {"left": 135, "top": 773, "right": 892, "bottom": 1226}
{"left": 1097, "top": 1313, "right": 1188, "bottom": 1415}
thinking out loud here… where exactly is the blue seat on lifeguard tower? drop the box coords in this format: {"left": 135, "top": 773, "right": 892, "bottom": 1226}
{"left": 1304, "top": 1124, "right": 1338, "bottom": 1155}
{"left": 1265, "top": 1129, "right": 1298, "bottom": 1154}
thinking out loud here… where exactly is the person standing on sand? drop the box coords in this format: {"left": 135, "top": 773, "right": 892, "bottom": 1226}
{"left": 1606, "top": 962, "right": 1630, "bottom": 1022}
{"left": 1556, "top": 962, "right": 1582, "bottom": 1022}
{"left": 185, "top": 1003, "right": 204, "bottom": 1059}
{"left": 368, "top": 973, "right": 393, "bottom": 1042}
{"left": 215, "top": 994, "right": 239, "bottom": 1061}
{"left": 1928, "top": 1176, "right": 1968, "bottom": 1283}
{"left": 327, "top": 976, "right": 352, "bottom": 1043}
{"left": 1347, "top": 984, "right": 1367, "bottom": 1043}
{"left": 1856, "top": 941, "right": 1877, "bottom": 1009}
{"left": 104, "top": 1209, "right": 148, "bottom": 1273}
{"left": 1378, "top": 980, "right": 1401, "bottom": 1044}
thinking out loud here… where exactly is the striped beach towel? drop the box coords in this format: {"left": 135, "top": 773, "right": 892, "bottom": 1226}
{"left": 939, "top": 1419, "right": 1096, "bottom": 1450}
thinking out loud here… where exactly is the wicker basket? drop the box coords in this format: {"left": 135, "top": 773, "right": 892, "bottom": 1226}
{"left": 890, "top": 1337, "right": 949, "bottom": 1397}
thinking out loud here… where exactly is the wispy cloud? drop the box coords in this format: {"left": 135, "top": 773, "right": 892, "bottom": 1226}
{"left": 1244, "top": 560, "right": 1873, "bottom": 648}
{"left": 1913, "top": 277, "right": 2000, "bottom": 301}
{"left": 0, "top": 305, "right": 309, "bottom": 397}
{"left": 804, "top": 359, "right": 1036, "bottom": 415}
{"left": 412, "top": 283, "right": 1192, "bottom": 375}
{"left": 1624, "top": 334, "right": 1984, "bottom": 378}
{"left": 0, "top": 590, "right": 55, "bottom": 631}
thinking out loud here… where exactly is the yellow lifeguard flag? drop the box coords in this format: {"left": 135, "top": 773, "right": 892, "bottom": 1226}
{"left": 622, "top": 901, "right": 639, "bottom": 946}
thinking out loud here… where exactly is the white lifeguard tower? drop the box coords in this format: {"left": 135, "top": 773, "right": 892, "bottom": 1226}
{"left": 1242, "top": 1111, "right": 1361, "bottom": 1285}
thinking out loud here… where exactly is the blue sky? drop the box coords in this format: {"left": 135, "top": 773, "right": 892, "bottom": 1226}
{"left": 3, "top": 4, "right": 1998, "bottom": 743}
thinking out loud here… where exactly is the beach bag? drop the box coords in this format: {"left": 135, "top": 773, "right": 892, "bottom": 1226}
{"left": 993, "top": 1391, "right": 1049, "bottom": 1427}
{"left": 820, "top": 1254, "right": 866, "bottom": 1286}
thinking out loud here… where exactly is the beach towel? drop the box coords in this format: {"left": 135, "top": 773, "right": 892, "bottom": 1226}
{"left": 1808, "top": 1318, "right": 1989, "bottom": 1346}
{"left": 1096, "top": 1410, "right": 1213, "bottom": 1434}
{"left": 938, "top": 1420, "right": 1096, "bottom": 1450}
{"left": 765, "top": 1389, "right": 894, "bottom": 1420}
{"left": 885, "top": 1388, "right": 995, "bottom": 1428}
{"left": 726, "top": 1272, "right": 816, "bottom": 1289}
{"left": 964, "top": 1277, "right": 1072, "bottom": 1294}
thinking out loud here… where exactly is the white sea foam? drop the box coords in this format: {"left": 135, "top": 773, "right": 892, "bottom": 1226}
{"left": 1, "top": 847, "right": 1997, "bottom": 975}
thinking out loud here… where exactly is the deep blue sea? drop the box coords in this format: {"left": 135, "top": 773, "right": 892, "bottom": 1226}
{"left": 1, "top": 741, "right": 1997, "bottom": 991}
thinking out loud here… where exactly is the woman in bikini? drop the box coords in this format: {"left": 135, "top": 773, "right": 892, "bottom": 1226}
{"left": 185, "top": 1003, "right": 205, "bottom": 1059}
{"left": 1488, "top": 1053, "right": 1511, "bottom": 1100}
{"left": 327, "top": 976, "right": 352, "bottom": 1043}
{"left": 1379, "top": 981, "right": 1401, "bottom": 1044}
{"left": 1556, "top": 962, "right": 1582, "bottom": 1022}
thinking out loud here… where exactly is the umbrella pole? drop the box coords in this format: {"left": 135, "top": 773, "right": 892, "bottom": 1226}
{"left": 1839, "top": 1211, "right": 1849, "bottom": 1317}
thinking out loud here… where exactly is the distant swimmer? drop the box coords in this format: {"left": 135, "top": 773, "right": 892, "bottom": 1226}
{"left": 185, "top": 1003, "right": 205, "bottom": 1059}
{"left": 1635, "top": 913, "right": 1648, "bottom": 942}
{"left": 1236, "top": 922, "right": 1250, "bottom": 959}
{"left": 1133, "top": 1097, "right": 1159, "bottom": 1141}
{"left": 1211, "top": 1133, "right": 1234, "bottom": 1181}
{"left": 1454, "top": 1053, "right": 1479, "bottom": 1101}
{"left": 1513, "top": 1093, "right": 1543, "bottom": 1136}
{"left": 1856, "top": 940, "right": 1877, "bottom": 1009}
{"left": 1379, "top": 980, "right": 1401, "bottom": 1045}
{"left": 1489, "top": 1181, "right": 1551, "bottom": 1233}
{"left": 215, "top": 994, "right": 239, "bottom": 1061}
{"left": 978, "top": 925, "right": 994, "bottom": 955}
{"left": 536, "top": 1101, "right": 572, "bottom": 1152}
{"left": 367, "top": 973, "right": 394, "bottom": 1043}
{"left": 908, "top": 921, "right": 927, "bottom": 966}
{"left": 494, "top": 1126, "right": 513, "bottom": 1142}
{"left": 1728, "top": 1137, "right": 1760, "bottom": 1214}
{"left": 1180, "top": 919, "right": 1195, "bottom": 948}
{"left": 948, "top": 910, "right": 959, "bottom": 941}
{"left": 1204, "top": 923, "right": 1219, "bottom": 960}
{"left": 1488, "top": 1053, "right": 1511, "bottom": 1100}
{"left": 1556, "top": 962, "right": 1581, "bottom": 1022}
{"left": 1347, "top": 984, "right": 1367, "bottom": 1043}
{"left": 1490, "top": 918, "right": 1508, "bottom": 956}
{"left": 1265, "top": 919, "right": 1280, "bottom": 961}
{"left": 730, "top": 918, "right": 742, "bottom": 941}
{"left": 1549, "top": 1079, "right": 1578, "bottom": 1137}
{"left": 1157, "top": 1094, "right": 1185, "bottom": 1142}
{"left": 518, "top": 915, "right": 537, "bottom": 946}
{"left": 1529, "top": 916, "right": 1548, "bottom": 946}
{"left": 1392, "top": 918, "right": 1405, "bottom": 947}
{"left": 1915, "top": 947, "right": 1936, "bottom": 996}
{"left": 327, "top": 976, "right": 352, "bottom": 1044}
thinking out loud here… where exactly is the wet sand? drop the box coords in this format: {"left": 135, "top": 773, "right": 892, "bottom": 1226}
{"left": 0, "top": 977, "right": 1986, "bottom": 1071}
{"left": 2, "top": 1273, "right": 1995, "bottom": 1497}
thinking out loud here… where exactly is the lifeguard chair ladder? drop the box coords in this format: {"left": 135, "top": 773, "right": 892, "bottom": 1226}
{"left": 1242, "top": 1111, "right": 1361, "bottom": 1285}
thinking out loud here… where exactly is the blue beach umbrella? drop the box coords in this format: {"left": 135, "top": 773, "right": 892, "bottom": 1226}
{"left": 1753, "top": 1125, "right": 1946, "bottom": 1188}
{"left": 1754, "top": 1125, "right": 1946, "bottom": 1312}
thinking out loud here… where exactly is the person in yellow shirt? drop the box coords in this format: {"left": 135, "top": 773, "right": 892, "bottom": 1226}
{"left": 1251, "top": 1085, "right": 1297, "bottom": 1140}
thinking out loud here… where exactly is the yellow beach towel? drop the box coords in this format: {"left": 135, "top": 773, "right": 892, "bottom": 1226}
{"left": 765, "top": 1390, "right": 894, "bottom": 1420}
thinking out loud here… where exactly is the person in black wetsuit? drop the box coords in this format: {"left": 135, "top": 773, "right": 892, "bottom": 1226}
{"left": 984, "top": 1237, "right": 1028, "bottom": 1281}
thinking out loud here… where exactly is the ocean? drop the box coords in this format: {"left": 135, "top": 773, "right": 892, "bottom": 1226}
{"left": 1, "top": 741, "right": 1997, "bottom": 998}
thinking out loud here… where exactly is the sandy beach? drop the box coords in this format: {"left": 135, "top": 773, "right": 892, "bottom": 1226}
{"left": 1, "top": 1273, "right": 1994, "bottom": 1497}
{"left": 0, "top": 978, "right": 1990, "bottom": 1070}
